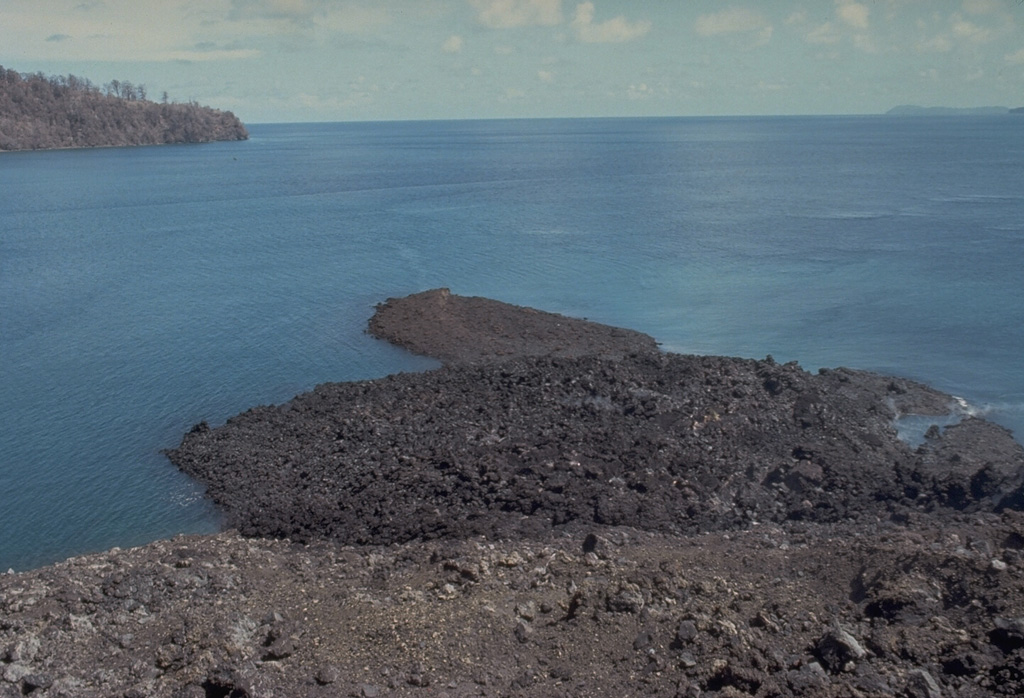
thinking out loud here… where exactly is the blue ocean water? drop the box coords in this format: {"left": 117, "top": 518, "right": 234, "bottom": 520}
{"left": 2, "top": 116, "right": 1022, "bottom": 571}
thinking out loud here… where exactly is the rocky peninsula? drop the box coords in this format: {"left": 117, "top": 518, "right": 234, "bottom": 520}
{"left": 3, "top": 289, "right": 1024, "bottom": 697}
{"left": 0, "top": 66, "right": 247, "bottom": 151}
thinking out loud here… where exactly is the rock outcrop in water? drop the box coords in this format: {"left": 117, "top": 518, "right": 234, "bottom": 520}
{"left": 3, "top": 288, "right": 1024, "bottom": 697}
{"left": 168, "top": 289, "right": 1024, "bottom": 546}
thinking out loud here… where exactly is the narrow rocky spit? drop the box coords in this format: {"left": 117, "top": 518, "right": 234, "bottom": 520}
{"left": 3, "top": 289, "right": 1024, "bottom": 697}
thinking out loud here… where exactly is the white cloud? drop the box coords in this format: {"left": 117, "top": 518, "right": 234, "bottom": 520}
{"left": 962, "top": 0, "right": 1001, "bottom": 15}
{"left": 917, "top": 34, "right": 953, "bottom": 53}
{"left": 571, "top": 2, "right": 650, "bottom": 44}
{"left": 442, "top": 34, "right": 464, "bottom": 53}
{"left": 320, "top": 5, "right": 391, "bottom": 34}
{"left": 290, "top": 73, "right": 384, "bottom": 113}
{"left": 801, "top": 2, "right": 873, "bottom": 50}
{"left": 227, "top": 1, "right": 390, "bottom": 33}
{"left": 0, "top": 0, "right": 262, "bottom": 63}
{"left": 1006, "top": 48, "right": 1024, "bottom": 65}
{"left": 806, "top": 22, "right": 840, "bottom": 45}
{"left": 229, "top": 0, "right": 317, "bottom": 22}
{"left": 836, "top": 1, "right": 869, "bottom": 30}
{"left": 470, "top": 0, "right": 562, "bottom": 28}
{"left": 627, "top": 82, "right": 652, "bottom": 100}
{"left": 538, "top": 69, "right": 554, "bottom": 83}
{"left": 695, "top": 8, "right": 772, "bottom": 45}
{"left": 696, "top": 8, "right": 769, "bottom": 37}
{"left": 168, "top": 46, "right": 262, "bottom": 62}
{"left": 952, "top": 17, "right": 992, "bottom": 43}
{"left": 500, "top": 87, "right": 527, "bottom": 101}
{"left": 852, "top": 33, "right": 876, "bottom": 53}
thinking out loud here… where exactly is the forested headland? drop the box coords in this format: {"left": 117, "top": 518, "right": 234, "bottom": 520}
{"left": 0, "top": 66, "right": 248, "bottom": 151}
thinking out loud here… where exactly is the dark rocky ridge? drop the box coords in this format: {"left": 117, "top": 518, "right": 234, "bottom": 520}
{"left": 4, "top": 288, "right": 1024, "bottom": 697}
{"left": 167, "top": 289, "right": 1024, "bottom": 546}
{"left": 367, "top": 287, "right": 660, "bottom": 364}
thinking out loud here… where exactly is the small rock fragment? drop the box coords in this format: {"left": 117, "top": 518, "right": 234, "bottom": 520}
{"left": 3, "top": 664, "right": 32, "bottom": 684}
{"left": 816, "top": 627, "right": 867, "bottom": 673}
{"left": 582, "top": 533, "right": 616, "bottom": 559}
{"left": 991, "top": 617, "right": 1024, "bottom": 651}
{"left": 906, "top": 668, "right": 943, "bottom": 698}
{"left": 10, "top": 636, "right": 40, "bottom": 663}
{"left": 633, "top": 631, "right": 654, "bottom": 651}
{"left": 514, "top": 620, "right": 533, "bottom": 643}
{"left": 515, "top": 600, "right": 537, "bottom": 621}
{"left": 675, "top": 620, "right": 698, "bottom": 645}
{"left": 21, "top": 674, "right": 53, "bottom": 693}
{"left": 314, "top": 665, "right": 339, "bottom": 685}
{"left": 787, "top": 661, "right": 830, "bottom": 692}
{"left": 549, "top": 664, "right": 573, "bottom": 681}
{"left": 407, "top": 671, "right": 432, "bottom": 687}
{"left": 261, "top": 619, "right": 300, "bottom": 661}
{"left": 606, "top": 583, "right": 644, "bottom": 614}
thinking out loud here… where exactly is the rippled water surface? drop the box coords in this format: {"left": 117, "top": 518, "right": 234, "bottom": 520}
{"left": 2, "top": 116, "right": 1022, "bottom": 570}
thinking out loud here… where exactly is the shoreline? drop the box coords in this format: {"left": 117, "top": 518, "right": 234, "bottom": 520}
{"left": 3, "top": 289, "right": 1024, "bottom": 696}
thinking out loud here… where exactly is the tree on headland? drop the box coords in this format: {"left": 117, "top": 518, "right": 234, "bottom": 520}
{"left": 0, "top": 66, "right": 248, "bottom": 151}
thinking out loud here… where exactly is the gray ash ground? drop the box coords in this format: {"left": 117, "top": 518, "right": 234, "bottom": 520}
{"left": 4, "top": 289, "right": 1024, "bottom": 697}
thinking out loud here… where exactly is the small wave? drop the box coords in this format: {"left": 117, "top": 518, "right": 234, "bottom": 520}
{"left": 951, "top": 396, "right": 1024, "bottom": 423}
{"left": 806, "top": 211, "right": 891, "bottom": 221}
{"left": 949, "top": 395, "right": 990, "bottom": 418}
{"left": 894, "top": 412, "right": 961, "bottom": 448}
{"left": 168, "top": 491, "right": 204, "bottom": 507}
{"left": 524, "top": 228, "right": 576, "bottom": 236}
{"left": 893, "top": 395, "right": 982, "bottom": 447}
{"left": 931, "top": 194, "right": 1023, "bottom": 205}
{"left": 893, "top": 396, "right": 1021, "bottom": 447}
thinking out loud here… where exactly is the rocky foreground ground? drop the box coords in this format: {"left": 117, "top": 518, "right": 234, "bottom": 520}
{"left": 3, "top": 289, "right": 1024, "bottom": 697}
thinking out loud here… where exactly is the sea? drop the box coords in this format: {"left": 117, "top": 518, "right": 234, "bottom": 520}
{"left": 2, "top": 116, "right": 1022, "bottom": 572}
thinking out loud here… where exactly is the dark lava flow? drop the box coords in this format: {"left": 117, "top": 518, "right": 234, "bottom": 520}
{"left": 166, "top": 289, "right": 1024, "bottom": 546}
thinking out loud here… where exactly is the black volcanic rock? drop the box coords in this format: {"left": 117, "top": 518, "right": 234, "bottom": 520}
{"left": 6, "top": 289, "right": 1024, "bottom": 697}
{"left": 166, "top": 289, "right": 1024, "bottom": 547}
{"left": 367, "top": 287, "right": 659, "bottom": 364}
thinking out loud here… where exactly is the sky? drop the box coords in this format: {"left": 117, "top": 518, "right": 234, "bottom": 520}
{"left": 2, "top": 0, "right": 1024, "bottom": 123}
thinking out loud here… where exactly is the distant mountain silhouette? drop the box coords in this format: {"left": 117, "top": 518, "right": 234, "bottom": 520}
{"left": 0, "top": 66, "right": 247, "bottom": 151}
{"left": 886, "top": 105, "right": 1010, "bottom": 116}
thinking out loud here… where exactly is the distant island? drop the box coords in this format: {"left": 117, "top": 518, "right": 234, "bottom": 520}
{"left": 0, "top": 66, "right": 247, "bottom": 151}
{"left": 886, "top": 104, "right": 1017, "bottom": 116}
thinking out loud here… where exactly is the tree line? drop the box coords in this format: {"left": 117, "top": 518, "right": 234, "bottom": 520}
{"left": 0, "top": 66, "right": 248, "bottom": 151}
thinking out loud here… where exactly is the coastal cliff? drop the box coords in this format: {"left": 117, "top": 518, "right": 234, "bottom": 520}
{"left": 3, "top": 290, "right": 1024, "bottom": 697}
{"left": 0, "top": 67, "right": 247, "bottom": 151}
